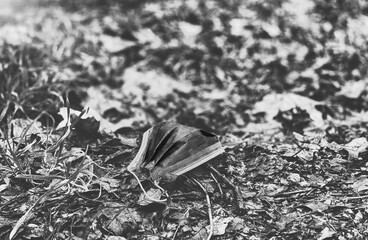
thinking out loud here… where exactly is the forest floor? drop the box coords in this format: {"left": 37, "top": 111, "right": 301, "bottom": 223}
{"left": 1, "top": 0, "right": 368, "bottom": 239}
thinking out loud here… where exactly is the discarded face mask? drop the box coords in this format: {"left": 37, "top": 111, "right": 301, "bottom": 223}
{"left": 127, "top": 121, "right": 225, "bottom": 181}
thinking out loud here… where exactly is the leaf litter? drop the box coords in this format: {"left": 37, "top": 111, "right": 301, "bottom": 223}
{"left": 2, "top": 0, "right": 368, "bottom": 239}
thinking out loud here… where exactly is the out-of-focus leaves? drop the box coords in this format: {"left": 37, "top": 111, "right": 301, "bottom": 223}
{"left": 178, "top": 21, "right": 202, "bottom": 46}
{"left": 337, "top": 80, "right": 367, "bottom": 99}
{"left": 83, "top": 86, "right": 131, "bottom": 119}
{"left": 253, "top": 93, "right": 325, "bottom": 127}
{"left": 261, "top": 22, "right": 281, "bottom": 38}
{"left": 133, "top": 28, "right": 162, "bottom": 48}
{"left": 282, "top": 0, "right": 316, "bottom": 31}
{"left": 274, "top": 107, "right": 312, "bottom": 134}
{"left": 122, "top": 66, "right": 192, "bottom": 100}
{"left": 229, "top": 18, "right": 253, "bottom": 37}
{"left": 0, "top": 25, "right": 31, "bottom": 45}
{"left": 100, "top": 35, "right": 136, "bottom": 53}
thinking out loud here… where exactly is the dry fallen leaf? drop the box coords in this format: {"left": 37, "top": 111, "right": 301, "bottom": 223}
{"left": 211, "top": 217, "right": 233, "bottom": 236}
{"left": 344, "top": 137, "right": 368, "bottom": 160}
{"left": 101, "top": 207, "right": 142, "bottom": 236}
{"left": 352, "top": 177, "right": 368, "bottom": 193}
{"left": 337, "top": 80, "right": 367, "bottom": 99}
{"left": 317, "top": 227, "right": 336, "bottom": 240}
{"left": 137, "top": 188, "right": 163, "bottom": 206}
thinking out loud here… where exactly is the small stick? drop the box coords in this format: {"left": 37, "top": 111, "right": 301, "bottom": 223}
{"left": 273, "top": 188, "right": 313, "bottom": 197}
{"left": 189, "top": 176, "right": 213, "bottom": 240}
{"left": 172, "top": 223, "right": 180, "bottom": 240}
{"left": 344, "top": 195, "right": 368, "bottom": 200}
{"left": 210, "top": 172, "right": 223, "bottom": 198}
{"left": 172, "top": 208, "right": 189, "bottom": 240}
{"left": 208, "top": 165, "right": 244, "bottom": 210}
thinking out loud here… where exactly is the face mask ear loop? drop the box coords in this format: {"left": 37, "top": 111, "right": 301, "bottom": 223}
{"left": 153, "top": 179, "right": 170, "bottom": 200}
{"left": 128, "top": 169, "right": 167, "bottom": 202}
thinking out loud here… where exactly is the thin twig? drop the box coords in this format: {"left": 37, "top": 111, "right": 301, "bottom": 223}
{"left": 208, "top": 165, "right": 244, "bottom": 210}
{"left": 272, "top": 188, "right": 313, "bottom": 197}
{"left": 210, "top": 172, "right": 223, "bottom": 198}
{"left": 188, "top": 176, "right": 213, "bottom": 240}
{"left": 172, "top": 208, "right": 189, "bottom": 240}
{"left": 344, "top": 195, "right": 368, "bottom": 200}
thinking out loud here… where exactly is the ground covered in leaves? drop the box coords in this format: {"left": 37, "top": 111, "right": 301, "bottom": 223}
{"left": 1, "top": 0, "right": 368, "bottom": 239}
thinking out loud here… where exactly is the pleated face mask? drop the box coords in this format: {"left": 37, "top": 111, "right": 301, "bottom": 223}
{"left": 127, "top": 122, "right": 225, "bottom": 181}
